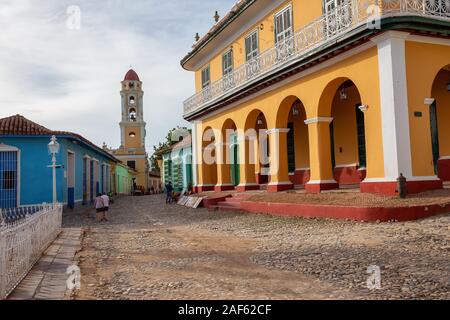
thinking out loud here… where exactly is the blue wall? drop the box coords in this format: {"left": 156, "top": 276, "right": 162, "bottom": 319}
{"left": 0, "top": 136, "right": 113, "bottom": 207}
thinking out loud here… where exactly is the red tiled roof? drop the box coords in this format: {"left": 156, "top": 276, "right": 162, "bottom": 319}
{"left": 0, "top": 114, "right": 119, "bottom": 162}
{"left": 124, "top": 69, "right": 140, "bottom": 81}
{"left": 0, "top": 114, "right": 53, "bottom": 135}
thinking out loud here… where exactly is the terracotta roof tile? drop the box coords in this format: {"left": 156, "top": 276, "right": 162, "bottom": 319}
{"left": 0, "top": 114, "right": 53, "bottom": 135}
{"left": 0, "top": 114, "right": 119, "bottom": 162}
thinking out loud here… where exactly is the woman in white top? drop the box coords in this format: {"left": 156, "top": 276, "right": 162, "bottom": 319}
{"left": 94, "top": 193, "right": 105, "bottom": 222}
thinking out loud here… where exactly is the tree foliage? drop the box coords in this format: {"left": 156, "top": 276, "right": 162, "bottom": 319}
{"left": 149, "top": 126, "right": 191, "bottom": 172}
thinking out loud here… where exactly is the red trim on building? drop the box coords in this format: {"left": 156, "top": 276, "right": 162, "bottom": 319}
{"left": 240, "top": 201, "right": 450, "bottom": 222}
{"left": 267, "top": 183, "right": 294, "bottom": 193}
{"left": 305, "top": 182, "right": 339, "bottom": 193}
{"left": 334, "top": 166, "right": 365, "bottom": 184}
{"left": 214, "top": 185, "right": 235, "bottom": 192}
{"left": 438, "top": 158, "right": 450, "bottom": 181}
{"left": 289, "top": 169, "right": 310, "bottom": 185}
{"left": 236, "top": 184, "right": 260, "bottom": 192}
{"left": 255, "top": 173, "right": 269, "bottom": 185}
{"left": 197, "top": 185, "right": 215, "bottom": 193}
{"left": 361, "top": 179, "right": 443, "bottom": 196}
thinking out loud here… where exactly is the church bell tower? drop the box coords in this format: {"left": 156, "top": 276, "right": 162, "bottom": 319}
{"left": 120, "top": 69, "right": 146, "bottom": 150}
{"left": 113, "top": 69, "right": 149, "bottom": 190}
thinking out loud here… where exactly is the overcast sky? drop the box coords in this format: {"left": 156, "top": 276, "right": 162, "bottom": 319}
{"left": 0, "top": 0, "right": 235, "bottom": 153}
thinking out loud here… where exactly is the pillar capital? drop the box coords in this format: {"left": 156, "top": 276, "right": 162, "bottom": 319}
{"left": 304, "top": 117, "right": 334, "bottom": 125}
{"left": 358, "top": 105, "right": 369, "bottom": 112}
{"left": 424, "top": 98, "right": 435, "bottom": 106}
{"left": 265, "top": 128, "right": 290, "bottom": 135}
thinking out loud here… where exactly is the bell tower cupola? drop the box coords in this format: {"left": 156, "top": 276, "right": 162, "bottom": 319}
{"left": 120, "top": 69, "right": 146, "bottom": 150}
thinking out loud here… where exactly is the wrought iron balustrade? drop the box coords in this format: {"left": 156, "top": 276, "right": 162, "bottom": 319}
{"left": 183, "top": 0, "right": 450, "bottom": 117}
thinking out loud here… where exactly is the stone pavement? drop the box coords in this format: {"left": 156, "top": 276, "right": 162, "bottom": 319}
{"left": 8, "top": 228, "right": 83, "bottom": 300}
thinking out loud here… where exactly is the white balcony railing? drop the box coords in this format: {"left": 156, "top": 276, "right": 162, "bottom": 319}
{"left": 183, "top": 0, "right": 450, "bottom": 117}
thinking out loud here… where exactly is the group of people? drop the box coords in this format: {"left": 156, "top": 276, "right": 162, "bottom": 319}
{"left": 165, "top": 182, "right": 193, "bottom": 204}
{"left": 94, "top": 192, "right": 110, "bottom": 222}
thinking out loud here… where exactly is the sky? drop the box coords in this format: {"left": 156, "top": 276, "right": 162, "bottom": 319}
{"left": 0, "top": 0, "right": 235, "bottom": 153}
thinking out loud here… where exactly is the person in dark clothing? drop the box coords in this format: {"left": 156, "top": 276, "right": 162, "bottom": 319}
{"left": 165, "top": 181, "right": 174, "bottom": 204}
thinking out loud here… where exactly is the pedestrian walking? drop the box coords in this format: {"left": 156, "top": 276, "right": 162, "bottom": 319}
{"left": 165, "top": 181, "right": 174, "bottom": 204}
{"left": 94, "top": 193, "right": 105, "bottom": 222}
{"left": 101, "top": 192, "right": 110, "bottom": 222}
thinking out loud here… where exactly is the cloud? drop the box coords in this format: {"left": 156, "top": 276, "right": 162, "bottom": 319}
{"left": 0, "top": 0, "right": 235, "bottom": 153}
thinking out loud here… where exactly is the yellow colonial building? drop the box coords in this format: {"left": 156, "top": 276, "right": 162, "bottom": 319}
{"left": 111, "top": 69, "right": 149, "bottom": 191}
{"left": 182, "top": 0, "right": 450, "bottom": 196}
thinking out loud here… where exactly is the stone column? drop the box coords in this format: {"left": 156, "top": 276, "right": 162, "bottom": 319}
{"left": 266, "top": 128, "right": 294, "bottom": 192}
{"left": 305, "top": 117, "right": 338, "bottom": 193}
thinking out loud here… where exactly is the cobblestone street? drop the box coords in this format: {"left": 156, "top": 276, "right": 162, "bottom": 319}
{"left": 63, "top": 195, "right": 450, "bottom": 300}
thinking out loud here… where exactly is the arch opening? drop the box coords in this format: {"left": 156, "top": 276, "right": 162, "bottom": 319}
{"left": 430, "top": 64, "right": 450, "bottom": 181}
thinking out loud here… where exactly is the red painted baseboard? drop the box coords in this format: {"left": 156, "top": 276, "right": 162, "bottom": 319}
{"left": 438, "top": 158, "right": 450, "bottom": 181}
{"left": 214, "top": 185, "right": 235, "bottom": 192}
{"left": 240, "top": 201, "right": 450, "bottom": 222}
{"left": 236, "top": 184, "right": 260, "bottom": 192}
{"left": 334, "top": 166, "right": 365, "bottom": 184}
{"left": 267, "top": 183, "right": 294, "bottom": 193}
{"left": 305, "top": 182, "right": 339, "bottom": 193}
{"left": 361, "top": 179, "right": 443, "bottom": 196}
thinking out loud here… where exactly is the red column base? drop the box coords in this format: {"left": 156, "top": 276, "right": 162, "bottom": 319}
{"left": 306, "top": 181, "right": 339, "bottom": 193}
{"left": 256, "top": 173, "right": 269, "bottom": 184}
{"left": 236, "top": 184, "right": 260, "bottom": 192}
{"left": 214, "top": 184, "right": 235, "bottom": 192}
{"left": 333, "top": 166, "right": 366, "bottom": 184}
{"left": 361, "top": 179, "right": 443, "bottom": 196}
{"left": 267, "top": 183, "right": 294, "bottom": 193}
{"left": 438, "top": 158, "right": 450, "bottom": 181}
{"left": 196, "top": 185, "right": 215, "bottom": 193}
{"left": 289, "top": 169, "right": 311, "bottom": 185}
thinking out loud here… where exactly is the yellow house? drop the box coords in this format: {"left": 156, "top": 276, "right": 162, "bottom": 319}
{"left": 181, "top": 0, "right": 450, "bottom": 196}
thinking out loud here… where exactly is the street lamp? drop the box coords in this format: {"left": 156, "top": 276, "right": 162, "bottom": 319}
{"left": 48, "top": 135, "right": 60, "bottom": 204}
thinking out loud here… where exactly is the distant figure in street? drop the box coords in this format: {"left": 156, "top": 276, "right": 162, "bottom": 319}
{"left": 165, "top": 181, "right": 173, "bottom": 204}
{"left": 187, "top": 182, "right": 193, "bottom": 195}
{"left": 101, "top": 193, "right": 110, "bottom": 222}
{"left": 94, "top": 193, "right": 105, "bottom": 222}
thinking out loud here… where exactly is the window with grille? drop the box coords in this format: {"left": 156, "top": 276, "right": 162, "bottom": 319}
{"left": 245, "top": 31, "right": 259, "bottom": 62}
{"left": 274, "top": 6, "right": 293, "bottom": 43}
{"left": 0, "top": 150, "right": 18, "bottom": 209}
{"left": 222, "top": 50, "right": 234, "bottom": 76}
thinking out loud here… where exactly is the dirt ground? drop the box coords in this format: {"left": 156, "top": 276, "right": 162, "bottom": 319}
{"left": 63, "top": 195, "right": 450, "bottom": 300}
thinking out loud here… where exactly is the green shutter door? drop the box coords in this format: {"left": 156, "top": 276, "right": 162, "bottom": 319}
{"left": 430, "top": 102, "right": 440, "bottom": 175}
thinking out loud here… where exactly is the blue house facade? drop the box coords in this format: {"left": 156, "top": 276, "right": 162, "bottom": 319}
{"left": 0, "top": 115, "right": 118, "bottom": 209}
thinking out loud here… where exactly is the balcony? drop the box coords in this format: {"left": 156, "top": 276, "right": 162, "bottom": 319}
{"left": 183, "top": 0, "right": 450, "bottom": 118}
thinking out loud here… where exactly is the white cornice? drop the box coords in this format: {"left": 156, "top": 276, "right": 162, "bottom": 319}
{"left": 0, "top": 144, "right": 19, "bottom": 152}
{"left": 266, "top": 128, "right": 290, "bottom": 135}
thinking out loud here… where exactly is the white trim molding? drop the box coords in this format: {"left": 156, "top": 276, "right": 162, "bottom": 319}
{"left": 268, "top": 181, "right": 293, "bottom": 185}
{"left": 439, "top": 156, "right": 450, "bottom": 160}
{"left": 265, "top": 128, "right": 290, "bottom": 135}
{"left": 237, "top": 183, "right": 259, "bottom": 187}
{"left": 304, "top": 117, "right": 334, "bottom": 125}
{"left": 335, "top": 163, "right": 358, "bottom": 168}
{"left": 296, "top": 167, "right": 310, "bottom": 171}
{"left": 307, "top": 179, "right": 338, "bottom": 185}
{"left": 0, "top": 144, "right": 19, "bottom": 152}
